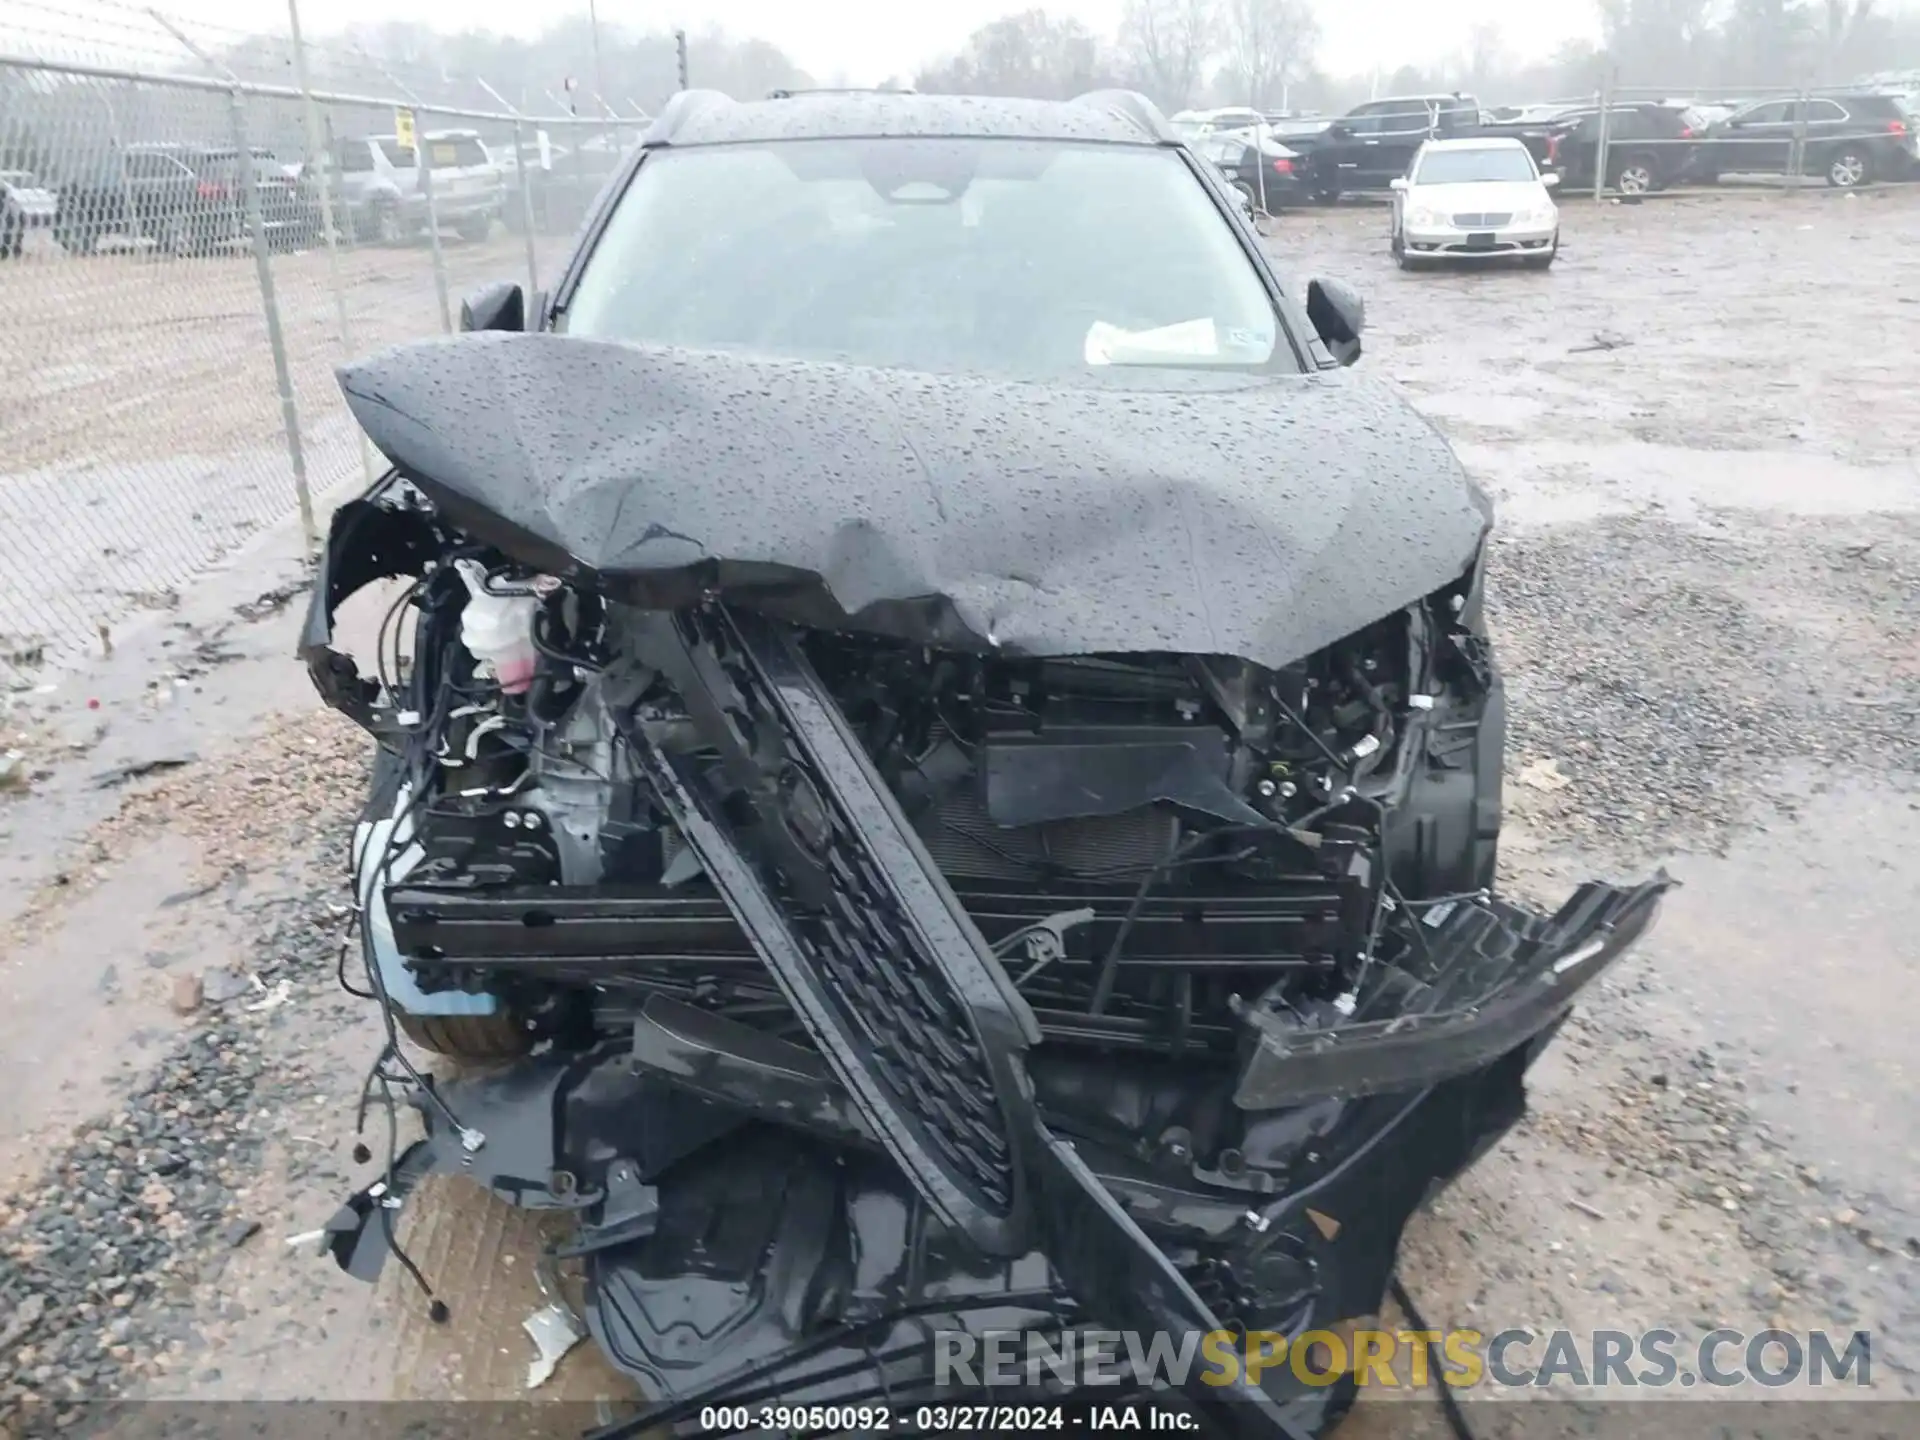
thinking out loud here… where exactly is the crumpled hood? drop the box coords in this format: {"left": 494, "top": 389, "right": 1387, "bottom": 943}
{"left": 336, "top": 332, "right": 1490, "bottom": 670}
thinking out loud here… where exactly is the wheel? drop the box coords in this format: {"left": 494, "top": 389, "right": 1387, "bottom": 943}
{"left": 1312, "top": 187, "right": 1342, "bottom": 206}
{"left": 155, "top": 215, "right": 195, "bottom": 258}
{"left": 394, "top": 1009, "right": 530, "bottom": 1062}
{"left": 1612, "top": 154, "right": 1656, "bottom": 194}
{"left": 1824, "top": 148, "right": 1870, "bottom": 188}
{"left": 455, "top": 213, "right": 492, "bottom": 243}
{"left": 369, "top": 198, "right": 406, "bottom": 245}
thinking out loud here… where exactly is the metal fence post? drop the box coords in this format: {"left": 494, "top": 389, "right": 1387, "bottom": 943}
{"left": 286, "top": 0, "right": 374, "bottom": 484}
{"left": 479, "top": 77, "right": 540, "bottom": 295}
{"left": 512, "top": 118, "right": 539, "bottom": 293}
{"left": 1594, "top": 71, "right": 1614, "bottom": 203}
{"left": 97, "top": 87, "right": 142, "bottom": 251}
{"left": 1788, "top": 85, "right": 1809, "bottom": 189}
{"left": 412, "top": 106, "right": 453, "bottom": 333}
{"left": 228, "top": 86, "right": 316, "bottom": 548}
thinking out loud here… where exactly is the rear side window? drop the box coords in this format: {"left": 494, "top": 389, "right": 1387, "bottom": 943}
{"left": 125, "top": 152, "right": 185, "bottom": 180}
{"left": 334, "top": 142, "right": 375, "bottom": 173}
{"left": 377, "top": 139, "right": 417, "bottom": 167}
{"left": 427, "top": 136, "right": 489, "bottom": 168}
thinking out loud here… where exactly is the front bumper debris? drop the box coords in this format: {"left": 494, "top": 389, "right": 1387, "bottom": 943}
{"left": 319, "top": 598, "right": 1672, "bottom": 1439}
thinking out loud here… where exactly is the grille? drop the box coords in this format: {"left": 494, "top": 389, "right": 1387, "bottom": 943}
{"left": 664, "top": 609, "right": 1018, "bottom": 1216}
{"left": 1451, "top": 212, "right": 1512, "bottom": 227}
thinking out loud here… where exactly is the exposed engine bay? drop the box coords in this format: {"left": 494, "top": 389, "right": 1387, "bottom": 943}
{"left": 305, "top": 332, "right": 1669, "bottom": 1440}
{"left": 307, "top": 492, "right": 1667, "bottom": 1440}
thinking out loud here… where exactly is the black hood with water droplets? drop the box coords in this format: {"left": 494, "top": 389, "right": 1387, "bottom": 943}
{"left": 337, "top": 332, "right": 1491, "bottom": 670}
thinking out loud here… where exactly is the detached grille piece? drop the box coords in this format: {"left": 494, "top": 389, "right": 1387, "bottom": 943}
{"left": 622, "top": 605, "right": 1036, "bottom": 1251}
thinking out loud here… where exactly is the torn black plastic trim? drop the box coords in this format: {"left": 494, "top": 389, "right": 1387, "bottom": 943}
{"left": 1232, "top": 875, "right": 1675, "bottom": 1109}
{"left": 297, "top": 492, "right": 444, "bottom": 735}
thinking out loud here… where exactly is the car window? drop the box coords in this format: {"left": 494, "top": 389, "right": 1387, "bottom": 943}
{"left": 1376, "top": 101, "right": 1437, "bottom": 135}
{"left": 198, "top": 150, "right": 277, "bottom": 182}
{"left": 377, "top": 139, "right": 417, "bottom": 167}
{"left": 1736, "top": 101, "right": 1795, "bottom": 125}
{"left": 1414, "top": 146, "right": 1538, "bottom": 184}
{"left": 1199, "top": 136, "right": 1244, "bottom": 164}
{"left": 333, "top": 141, "right": 375, "bottom": 173}
{"left": 562, "top": 137, "right": 1294, "bottom": 378}
{"left": 427, "top": 135, "right": 490, "bottom": 168}
{"left": 1805, "top": 99, "right": 1848, "bottom": 124}
{"left": 125, "top": 152, "right": 184, "bottom": 180}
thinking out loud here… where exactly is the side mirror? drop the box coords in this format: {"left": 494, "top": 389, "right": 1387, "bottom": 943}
{"left": 1388, "top": 176, "right": 1410, "bottom": 192}
{"left": 1306, "top": 277, "right": 1364, "bottom": 368}
{"left": 1541, "top": 171, "right": 1561, "bottom": 188}
{"left": 459, "top": 280, "right": 525, "bottom": 333}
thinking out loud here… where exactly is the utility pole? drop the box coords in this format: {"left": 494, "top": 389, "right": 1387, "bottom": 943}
{"left": 587, "top": 0, "right": 608, "bottom": 120}
{"left": 675, "top": 28, "right": 688, "bottom": 91}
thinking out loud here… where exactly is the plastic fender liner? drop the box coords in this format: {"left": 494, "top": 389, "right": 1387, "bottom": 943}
{"left": 1233, "top": 875, "right": 1676, "bottom": 1109}
{"left": 297, "top": 491, "right": 444, "bottom": 734}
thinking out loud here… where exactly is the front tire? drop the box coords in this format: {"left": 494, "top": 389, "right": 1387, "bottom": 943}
{"left": 455, "top": 213, "right": 492, "bottom": 243}
{"left": 1824, "top": 148, "right": 1870, "bottom": 188}
{"left": 367, "top": 198, "right": 406, "bottom": 245}
{"left": 1612, "top": 154, "right": 1656, "bottom": 194}
{"left": 395, "top": 1010, "right": 530, "bottom": 1062}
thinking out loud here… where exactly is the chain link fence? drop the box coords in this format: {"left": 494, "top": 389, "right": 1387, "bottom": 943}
{"left": 0, "top": 43, "right": 638, "bottom": 688}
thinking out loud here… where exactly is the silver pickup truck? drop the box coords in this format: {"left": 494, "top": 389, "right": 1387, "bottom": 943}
{"left": 321, "top": 129, "right": 505, "bottom": 244}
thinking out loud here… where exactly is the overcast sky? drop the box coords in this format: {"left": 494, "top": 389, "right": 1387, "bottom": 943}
{"left": 137, "top": 0, "right": 1601, "bottom": 83}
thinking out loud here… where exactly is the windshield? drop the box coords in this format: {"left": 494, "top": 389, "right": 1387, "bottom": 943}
{"left": 561, "top": 137, "right": 1291, "bottom": 378}
{"left": 1414, "top": 146, "right": 1537, "bottom": 184}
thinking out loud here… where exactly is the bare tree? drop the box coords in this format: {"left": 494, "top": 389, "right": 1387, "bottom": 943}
{"left": 1822, "top": 0, "right": 1879, "bottom": 78}
{"left": 1118, "top": 0, "right": 1218, "bottom": 111}
{"left": 1218, "top": 0, "right": 1319, "bottom": 110}
{"left": 915, "top": 10, "right": 1122, "bottom": 99}
{"left": 1596, "top": 0, "right": 1718, "bottom": 83}
{"left": 1463, "top": 23, "right": 1508, "bottom": 95}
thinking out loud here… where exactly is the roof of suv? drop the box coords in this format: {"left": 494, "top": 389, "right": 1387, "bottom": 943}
{"left": 1420, "top": 135, "right": 1531, "bottom": 152}
{"left": 644, "top": 88, "right": 1176, "bottom": 149}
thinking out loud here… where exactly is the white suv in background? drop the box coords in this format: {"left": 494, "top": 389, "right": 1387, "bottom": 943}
{"left": 322, "top": 129, "right": 505, "bottom": 245}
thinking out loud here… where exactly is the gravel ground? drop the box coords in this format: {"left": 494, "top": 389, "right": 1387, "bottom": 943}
{"left": 2, "top": 186, "right": 1918, "bottom": 1435}
{"left": 1, "top": 224, "right": 542, "bottom": 676}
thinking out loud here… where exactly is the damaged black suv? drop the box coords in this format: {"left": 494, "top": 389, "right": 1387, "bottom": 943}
{"left": 303, "top": 88, "right": 1669, "bottom": 1440}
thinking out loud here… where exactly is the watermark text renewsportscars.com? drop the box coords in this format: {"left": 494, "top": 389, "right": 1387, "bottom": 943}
{"left": 934, "top": 1327, "right": 1874, "bottom": 1390}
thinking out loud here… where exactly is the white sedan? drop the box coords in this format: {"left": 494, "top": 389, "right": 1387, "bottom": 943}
{"left": 1388, "top": 138, "right": 1561, "bottom": 271}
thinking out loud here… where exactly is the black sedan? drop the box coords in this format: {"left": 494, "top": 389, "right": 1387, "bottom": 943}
{"left": 1194, "top": 127, "right": 1306, "bottom": 214}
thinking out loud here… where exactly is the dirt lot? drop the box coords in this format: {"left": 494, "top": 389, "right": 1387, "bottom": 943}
{"left": 0, "top": 226, "right": 541, "bottom": 671}
{"left": 1, "top": 187, "right": 1916, "bottom": 1435}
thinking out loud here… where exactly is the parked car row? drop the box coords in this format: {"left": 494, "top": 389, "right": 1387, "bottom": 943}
{"left": 1184, "top": 86, "right": 1918, "bottom": 212}
{"left": 0, "top": 127, "right": 597, "bottom": 259}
